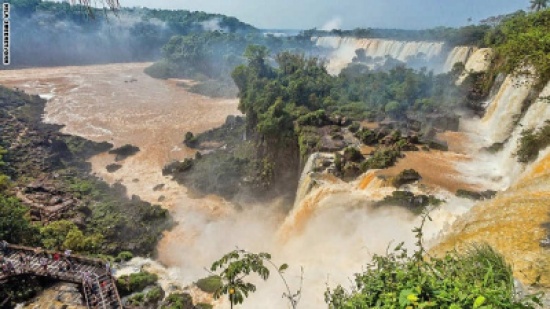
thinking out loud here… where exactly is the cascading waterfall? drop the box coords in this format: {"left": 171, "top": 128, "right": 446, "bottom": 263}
{"left": 314, "top": 36, "right": 447, "bottom": 74}
{"left": 442, "top": 46, "right": 476, "bottom": 73}
{"left": 495, "top": 80, "right": 550, "bottom": 186}
{"left": 434, "top": 81, "right": 550, "bottom": 288}
{"left": 481, "top": 74, "right": 534, "bottom": 144}
{"left": 314, "top": 37, "right": 481, "bottom": 74}
{"left": 456, "top": 73, "right": 540, "bottom": 191}
{"left": 293, "top": 152, "right": 321, "bottom": 209}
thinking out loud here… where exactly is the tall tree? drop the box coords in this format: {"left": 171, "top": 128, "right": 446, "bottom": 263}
{"left": 69, "top": 0, "right": 119, "bottom": 18}
{"left": 210, "top": 250, "right": 271, "bottom": 309}
{"left": 530, "top": 0, "right": 549, "bottom": 11}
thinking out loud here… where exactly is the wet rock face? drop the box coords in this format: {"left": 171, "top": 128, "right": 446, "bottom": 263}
{"left": 22, "top": 283, "right": 86, "bottom": 309}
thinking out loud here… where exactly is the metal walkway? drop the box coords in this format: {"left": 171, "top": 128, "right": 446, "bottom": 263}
{"left": 1, "top": 244, "right": 123, "bottom": 309}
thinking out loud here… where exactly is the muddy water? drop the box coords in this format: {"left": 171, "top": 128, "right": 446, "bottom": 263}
{"left": 0, "top": 63, "right": 238, "bottom": 212}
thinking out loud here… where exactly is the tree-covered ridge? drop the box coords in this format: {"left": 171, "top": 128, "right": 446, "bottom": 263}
{"left": 144, "top": 31, "right": 318, "bottom": 81}
{"left": 301, "top": 24, "right": 493, "bottom": 47}
{"left": 13, "top": 0, "right": 256, "bottom": 32}
{"left": 8, "top": 0, "right": 257, "bottom": 66}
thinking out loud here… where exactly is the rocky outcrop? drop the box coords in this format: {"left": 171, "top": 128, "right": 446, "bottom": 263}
{"left": 108, "top": 144, "right": 140, "bottom": 162}
{"left": 392, "top": 169, "right": 422, "bottom": 188}
{"left": 16, "top": 178, "right": 81, "bottom": 223}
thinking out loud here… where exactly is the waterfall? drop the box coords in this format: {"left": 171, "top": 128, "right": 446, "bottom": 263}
{"left": 293, "top": 152, "right": 320, "bottom": 209}
{"left": 481, "top": 74, "right": 534, "bottom": 144}
{"left": 313, "top": 36, "right": 487, "bottom": 74}
{"left": 499, "top": 80, "right": 550, "bottom": 187}
{"left": 456, "top": 48, "right": 494, "bottom": 84}
{"left": 434, "top": 82, "right": 550, "bottom": 287}
{"left": 442, "top": 46, "right": 476, "bottom": 73}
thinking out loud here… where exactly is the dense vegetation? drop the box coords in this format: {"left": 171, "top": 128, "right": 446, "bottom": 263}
{"left": 516, "top": 121, "right": 550, "bottom": 163}
{"left": 325, "top": 226, "right": 541, "bottom": 308}
{"left": 9, "top": 0, "right": 256, "bottom": 66}
{"left": 233, "top": 46, "right": 467, "bottom": 159}
{"left": 144, "top": 31, "right": 319, "bottom": 97}
{"left": 484, "top": 9, "right": 550, "bottom": 88}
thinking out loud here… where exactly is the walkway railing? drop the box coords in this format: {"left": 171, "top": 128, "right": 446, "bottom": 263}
{"left": 1, "top": 243, "right": 123, "bottom": 309}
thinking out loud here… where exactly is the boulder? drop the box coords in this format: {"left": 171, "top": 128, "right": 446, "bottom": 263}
{"left": 392, "top": 169, "right": 422, "bottom": 187}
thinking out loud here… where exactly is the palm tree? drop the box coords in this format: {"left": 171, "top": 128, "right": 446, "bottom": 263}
{"left": 530, "top": 0, "right": 549, "bottom": 11}
{"left": 71, "top": 0, "right": 119, "bottom": 10}
{"left": 69, "top": 0, "right": 120, "bottom": 18}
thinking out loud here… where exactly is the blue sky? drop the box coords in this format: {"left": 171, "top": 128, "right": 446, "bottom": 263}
{"left": 99, "top": 0, "right": 528, "bottom": 29}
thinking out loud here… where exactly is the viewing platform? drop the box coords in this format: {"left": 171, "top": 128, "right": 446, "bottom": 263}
{"left": 1, "top": 244, "right": 122, "bottom": 309}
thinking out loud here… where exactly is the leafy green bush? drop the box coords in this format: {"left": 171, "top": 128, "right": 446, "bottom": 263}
{"left": 184, "top": 132, "right": 198, "bottom": 147}
{"left": 343, "top": 147, "right": 363, "bottom": 163}
{"left": 144, "top": 60, "right": 177, "bottom": 79}
{"left": 115, "top": 251, "right": 134, "bottom": 262}
{"left": 160, "top": 293, "right": 195, "bottom": 309}
{"left": 0, "top": 195, "right": 39, "bottom": 244}
{"left": 355, "top": 128, "right": 380, "bottom": 145}
{"left": 456, "top": 189, "right": 497, "bottom": 200}
{"left": 516, "top": 121, "right": 550, "bottom": 163}
{"left": 127, "top": 292, "right": 145, "bottom": 306}
{"left": 195, "top": 276, "right": 223, "bottom": 294}
{"left": 392, "top": 169, "right": 422, "bottom": 187}
{"left": 348, "top": 122, "right": 361, "bottom": 133}
{"left": 325, "top": 217, "right": 541, "bottom": 308}
{"left": 361, "top": 148, "right": 402, "bottom": 171}
{"left": 375, "top": 191, "right": 442, "bottom": 214}
{"left": 116, "top": 271, "right": 158, "bottom": 296}
{"left": 145, "top": 286, "right": 165, "bottom": 304}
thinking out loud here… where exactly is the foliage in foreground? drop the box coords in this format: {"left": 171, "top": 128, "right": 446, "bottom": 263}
{"left": 116, "top": 271, "right": 159, "bottom": 296}
{"left": 325, "top": 215, "right": 542, "bottom": 309}
{"left": 209, "top": 249, "right": 300, "bottom": 308}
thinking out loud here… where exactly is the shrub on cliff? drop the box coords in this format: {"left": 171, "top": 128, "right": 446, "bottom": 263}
{"left": 392, "top": 169, "right": 422, "bottom": 187}
{"left": 160, "top": 293, "right": 195, "bottom": 309}
{"left": 0, "top": 195, "right": 39, "bottom": 245}
{"left": 516, "top": 121, "right": 550, "bottom": 163}
{"left": 116, "top": 271, "right": 158, "bottom": 296}
{"left": 360, "top": 148, "right": 402, "bottom": 171}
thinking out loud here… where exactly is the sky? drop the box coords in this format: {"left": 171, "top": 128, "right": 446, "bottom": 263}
{"left": 99, "top": 0, "right": 528, "bottom": 30}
